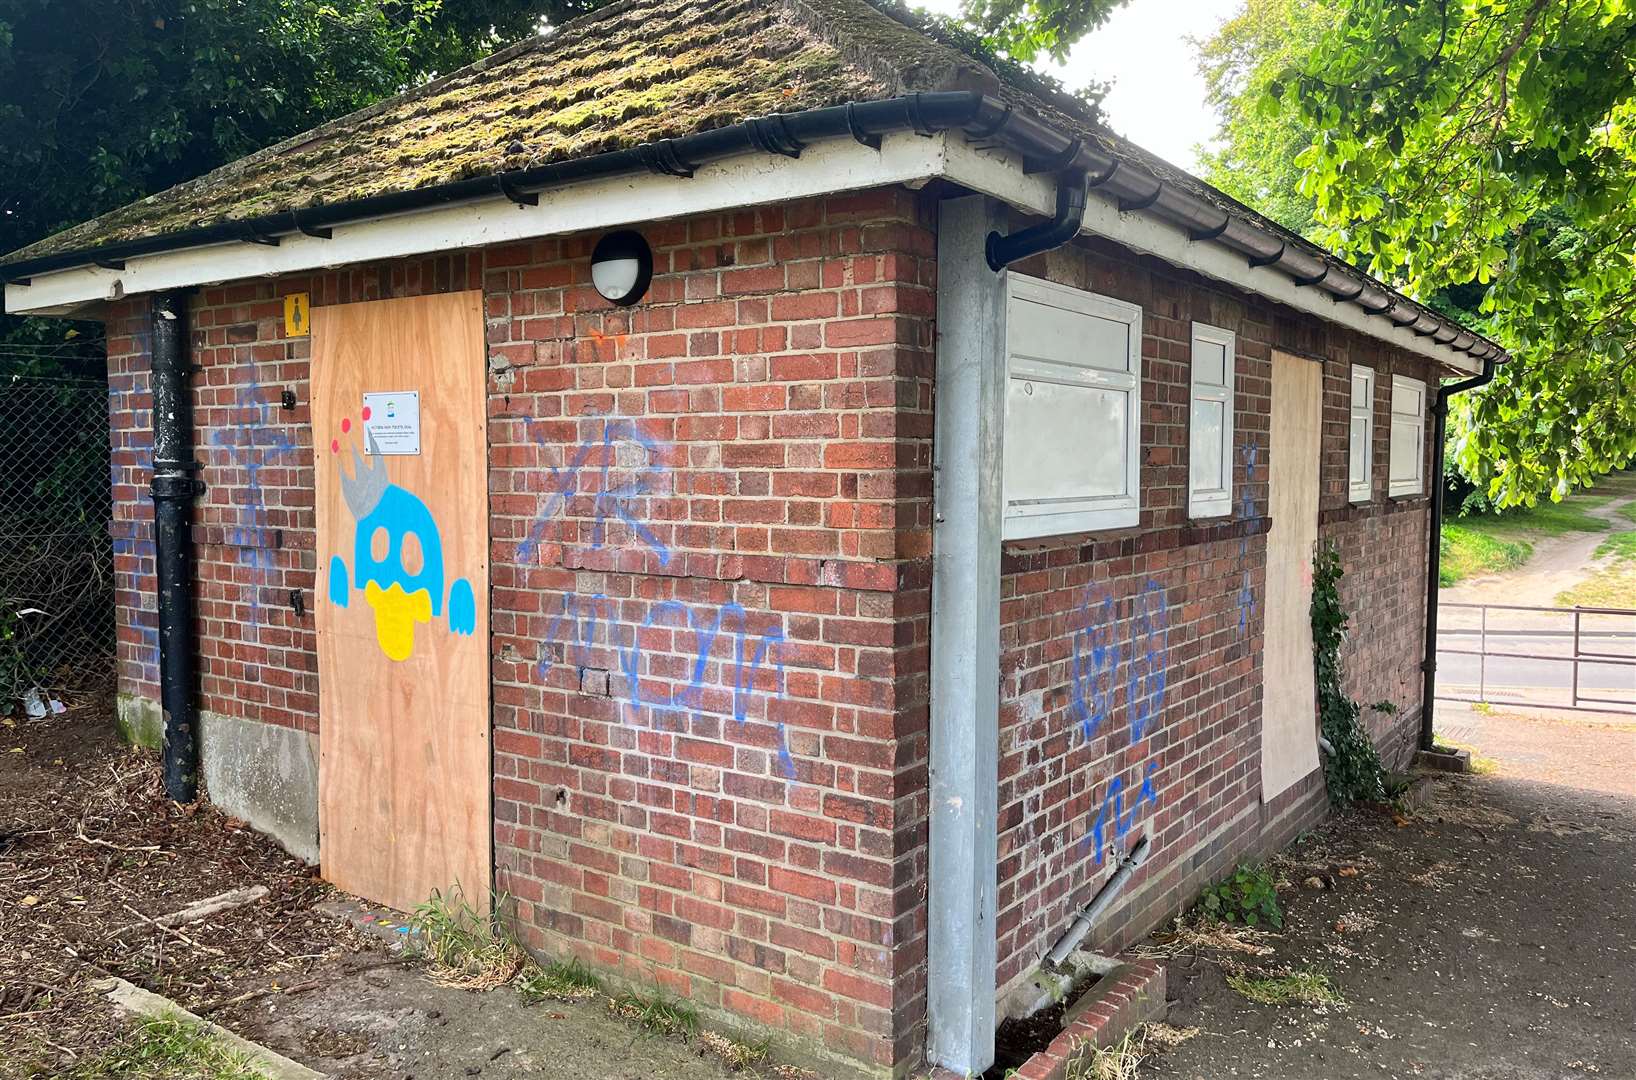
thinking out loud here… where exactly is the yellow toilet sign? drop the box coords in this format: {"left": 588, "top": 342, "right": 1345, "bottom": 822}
{"left": 284, "top": 292, "right": 311, "bottom": 337}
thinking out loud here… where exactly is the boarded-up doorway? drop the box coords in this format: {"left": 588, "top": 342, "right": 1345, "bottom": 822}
{"left": 312, "top": 291, "right": 491, "bottom": 912}
{"left": 1261, "top": 350, "right": 1322, "bottom": 800}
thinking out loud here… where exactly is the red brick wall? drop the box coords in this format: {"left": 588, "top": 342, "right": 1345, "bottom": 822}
{"left": 982, "top": 235, "right": 1439, "bottom": 997}
{"left": 482, "top": 192, "right": 935, "bottom": 1075}
{"left": 108, "top": 299, "right": 159, "bottom": 702}
{"left": 103, "top": 192, "right": 936, "bottom": 1076}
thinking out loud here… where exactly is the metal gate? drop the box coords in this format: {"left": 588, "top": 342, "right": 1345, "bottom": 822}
{"left": 1436, "top": 602, "right": 1636, "bottom": 714}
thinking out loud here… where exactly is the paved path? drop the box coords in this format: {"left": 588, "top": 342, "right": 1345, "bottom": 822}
{"left": 1141, "top": 707, "right": 1635, "bottom": 1080}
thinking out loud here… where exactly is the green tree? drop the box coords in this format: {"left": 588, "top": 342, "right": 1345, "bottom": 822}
{"left": 1196, "top": 0, "right": 1336, "bottom": 237}
{"left": 0, "top": 0, "right": 581, "bottom": 375}
{"left": 957, "top": 0, "right": 1130, "bottom": 61}
{"left": 1273, "top": 0, "right": 1636, "bottom": 506}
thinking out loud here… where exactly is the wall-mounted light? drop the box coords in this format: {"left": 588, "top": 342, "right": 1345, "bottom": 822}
{"left": 590, "top": 229, "right": 653, "bottom": 307}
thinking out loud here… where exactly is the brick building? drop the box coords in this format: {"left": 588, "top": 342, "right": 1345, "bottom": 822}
{"left": 1, "top": 1, "right": 1505, "bottom": 1075}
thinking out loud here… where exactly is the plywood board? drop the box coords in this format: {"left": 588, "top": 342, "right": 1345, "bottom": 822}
{"left": 1261, "top": 350, "right": 1323, "bottom": 800}
{"left": 312, "top": 291, "right": 490, "bottom": 913}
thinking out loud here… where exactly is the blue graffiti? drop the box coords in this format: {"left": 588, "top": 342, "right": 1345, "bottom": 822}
{"left": 517, "top": 418, "right": 671, "bottom": 565}
{"left": 1091, "top": 762, "right": 1159, "bottom": 864}
{"left": 1069, "top": 591, "right": 1119, "bottom": 743}
{"left": 536, "top": 592, "right": 795, "bottom": 779}
{"left": 1075, "top": 579, "right": 1169, "bottom": 863}
{"left": 1126, "top": 582, "right": 1169, "bottom": 744}
{"left": 211, "top": 366, "right": 295, "bottom": 634}
{"left": 1238, "top": 443, "right": 1260, "bottom": 631}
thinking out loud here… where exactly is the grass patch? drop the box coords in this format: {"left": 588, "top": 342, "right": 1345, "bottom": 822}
{"left": 1225, "top": 967, "right": 1343, "bottom": 1007}
{"left": 1593, "top": 530, "right": 1636, "bottom": 560}
{"left": 1063, "top": 1023, "right": 1200, "bottom": 1080}
{"left": 409, "top": 884, "right": 524, "bottom": 990}
{"left": 696, "top": 1029, "right": 772, "bottom": 1070}
{"left": 1439, "top": 525, "right": 1532, "bottom": 585}
{"left": 65, "top": 1017, "right": 266, "bottom": 1080}
{"left": 1555, "top": 529, "right": 1636, "bottom": 607}
{"left": 517, "top": 956, "right": 604, "bottom": 1003}
{"left": 1435, "top": 737, "right": 1499, "bottom": 775}
{"left": 1556, "top": 561, "right": 1636, "bottom": 608}
{"left": 608, "top": 987, "right": 701, "bottom": 1038}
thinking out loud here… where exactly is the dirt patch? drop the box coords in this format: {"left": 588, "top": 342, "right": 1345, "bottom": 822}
{"left": 1136, "top": 772, "right": 1636, "bottom": 1078}
{"left": 0, "top": 706, "right": 780, "bottom": 1080}
{"left": 0, "top": 704, "right": 356, "bottom": 1075}
{"left": 228, "top": 961, "right": 755, "bottom": 1080}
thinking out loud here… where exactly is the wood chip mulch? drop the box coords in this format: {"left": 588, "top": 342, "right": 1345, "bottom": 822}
{"left": 0, "top": 700, "right": 367, "bottom": 1074}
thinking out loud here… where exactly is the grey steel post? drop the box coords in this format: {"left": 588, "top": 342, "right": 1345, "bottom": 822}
{"left": 926, "top": 194, "right": 1008, "bottom": 1076}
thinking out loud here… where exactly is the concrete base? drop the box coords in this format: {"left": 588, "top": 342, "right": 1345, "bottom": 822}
{"left": 115, "top": 693, "right": 164, "bottom": 750}
{"left": 1415, "top": 746, "right": 1472, "bottom": 774}
{"left": 200, "top": 710, "right": 320, "bottom": 864}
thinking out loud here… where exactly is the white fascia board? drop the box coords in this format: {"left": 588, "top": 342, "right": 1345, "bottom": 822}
{"left": 941, "top": 137, "right": 1484, "bottom": 377}
{"left": 5, "top": 131, "right": 951, "bottom": 316}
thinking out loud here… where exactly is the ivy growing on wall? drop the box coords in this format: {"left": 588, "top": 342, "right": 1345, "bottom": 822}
{"left": 1311, "top": 544, "right": 1388, "bottom": 808}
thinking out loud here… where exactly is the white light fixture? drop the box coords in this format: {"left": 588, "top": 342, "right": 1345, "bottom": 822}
{"left": 590, "top": 229, "right": 653, "bottom": 306}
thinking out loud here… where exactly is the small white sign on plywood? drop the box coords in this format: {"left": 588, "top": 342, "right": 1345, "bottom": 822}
{"left": 361, "top": 391, "right": 421, "bottom": 456}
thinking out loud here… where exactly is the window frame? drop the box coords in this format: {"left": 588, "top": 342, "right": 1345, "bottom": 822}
{"left": 1001, "top": 274, "right": 1143, "bottom": 540}
{"left": 1187, "top": 322, "right": 1236, "bottom": 519}
{"left": 1388, "top": 373, "right": 1428, "bottom": 497}
{"left": 1348, "top": 365, "right": 1376, "bottom": 503}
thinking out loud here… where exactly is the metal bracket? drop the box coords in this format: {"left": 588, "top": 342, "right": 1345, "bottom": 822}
{"left": 291, "top": 210, "right": 333, "bottom": 240}
{"left": 497, "top": 176, "right": 539, "bottom": 207}
{"left": 1248, "top": 242, "right": 1287, "bottom": 269}
{"left": 1024, "top": 137, "right": 1082, "bottom": 175}
{"left": 747, "top": 115, "right": 805, "bottom": 159}
{"left": 280, "top": 388, "right": 297, "bottom": 410}
{"left": 844, "top": 103, "right": 882, "bottom": 150}
{"left": 290, "top": 590, "right": 305, "bottom": 618}
{"left": 637, "top": 139, "right": 698, "bottom": 178}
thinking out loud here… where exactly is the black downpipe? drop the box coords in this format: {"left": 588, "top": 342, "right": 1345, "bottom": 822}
{"left": 985, "top": 173, "right": 1088, "bottom": 271}
{"left": 1420, "top": 358, "right": 1497, "bottom": 750}
{"left": 149, "top": 291, "right": 202, "bottom": 802}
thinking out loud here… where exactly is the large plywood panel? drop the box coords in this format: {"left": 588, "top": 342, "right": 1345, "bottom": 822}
{"left": 312, "top": 291, "right": 490, "bottom": 912}
{"left": 1261, "top": 350, "right": 1323, "bottom": 800}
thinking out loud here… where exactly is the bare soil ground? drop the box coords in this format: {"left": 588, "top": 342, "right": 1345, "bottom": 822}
{"left": 1138, "top": 713, "right": 1635, "bottom": 1080}
{"left": 0, "top": 707, "right": 754, "bottom": 1080}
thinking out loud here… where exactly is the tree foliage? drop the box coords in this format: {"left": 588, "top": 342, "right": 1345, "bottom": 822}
{"left": 956, "top": 0, "right": 1128, "bottom": 61}
{"left": 1196, "top": 0, "right": 1336, "bottom": 237}
{"left": 1271, "top": 0, "right": 1636, "bottom": 506}
{"left": 0, "top": 0, "right": 571, "bottom": 374}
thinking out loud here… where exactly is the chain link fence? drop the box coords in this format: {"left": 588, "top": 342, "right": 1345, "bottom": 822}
{"left": 0, "top": 377, "right": 115, "bottom": 708}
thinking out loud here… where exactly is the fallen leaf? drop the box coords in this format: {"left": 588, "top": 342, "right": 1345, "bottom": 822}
{"left": 1338, "top": 866, "right": 1360, "bottom": 877}
{"left": 20, "top": 895, "right": 39, "bottom": 907}
{"left": 1303, "top": 876, "right": 1325, "bottom": 890}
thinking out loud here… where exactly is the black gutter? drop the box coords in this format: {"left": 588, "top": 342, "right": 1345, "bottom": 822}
{"left": 1420, "top": 357, "right": 1498, "bottom": 751}
{"left": 0, "top": 91, "right": 1505, "bottom": 365}
{"left": 149, "top": 291, "right": 203, "bottom": 802}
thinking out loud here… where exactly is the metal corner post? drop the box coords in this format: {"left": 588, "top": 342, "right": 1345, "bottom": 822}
{"left": 927, "top": 194, "right": 1007, "bottom": 1075}
{"left": 149, "top": 290, "right": 201, "bottom": 802}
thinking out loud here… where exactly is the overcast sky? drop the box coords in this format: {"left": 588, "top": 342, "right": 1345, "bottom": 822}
{"left": 914, "top": 0, "right": 1243, "bottom": 172}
